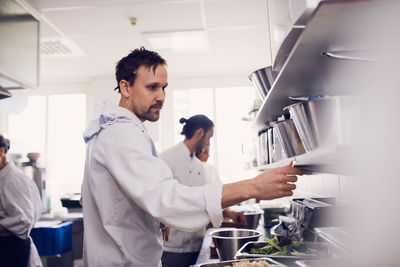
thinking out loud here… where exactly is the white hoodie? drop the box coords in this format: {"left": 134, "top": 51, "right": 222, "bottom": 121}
{"left": 0, "top": 162, "right": 43, "bottom": 267}
{"left": 81, "top": 101, "right": 223, "bottom": 267}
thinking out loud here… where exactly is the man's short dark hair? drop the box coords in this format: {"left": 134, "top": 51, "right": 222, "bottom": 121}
{"left": 114, "top": 47, "right": 167, "bottom": 92}
{"left": 0, "top": 135, "right": 10, "bottom": 154}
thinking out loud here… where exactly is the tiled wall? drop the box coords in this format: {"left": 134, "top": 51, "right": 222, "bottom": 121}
{"left": 294, "top": 173, "right": 361, "bottom": 202}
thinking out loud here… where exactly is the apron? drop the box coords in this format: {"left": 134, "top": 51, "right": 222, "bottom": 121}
{"left": 0, "top": 235, "right": 31, "bottom": 267}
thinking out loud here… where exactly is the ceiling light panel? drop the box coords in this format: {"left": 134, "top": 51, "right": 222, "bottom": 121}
{"left": 145, "top": 30, "right": 208, "bottom": 53}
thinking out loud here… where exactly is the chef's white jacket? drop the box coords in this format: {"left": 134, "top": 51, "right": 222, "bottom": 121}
{"left": 81, "top": 101, "right": 223, "bottom": 267}
{"left": 201, "top": 162, "right": 222, "bottom": 185}
{"left": 160, "top": 142, "right": 209, "bottom": 253}
{"left": 0, "top": 162, "right": 43, "bottom": 267}
{"left": 161, "top": 144, "right": 223, "bottom": 253}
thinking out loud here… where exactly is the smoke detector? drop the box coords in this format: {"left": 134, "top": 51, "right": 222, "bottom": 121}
{"left": 130, "top": 17, "right": 137, "bottom": 25}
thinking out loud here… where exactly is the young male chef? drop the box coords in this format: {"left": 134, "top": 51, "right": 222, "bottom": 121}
{"left": 81, "top": 47, "right": 302, "bottom": 267}
{"left": 0, "top": 135, "right": 42, "bottom": 267}
{"left": 160, "top": 115, "right": 245, "bottom": 267}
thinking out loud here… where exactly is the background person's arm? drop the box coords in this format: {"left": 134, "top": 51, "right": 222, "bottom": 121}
{"left": 0, "top": 178, "right": 40, "bottom": 239}
{"left": 105, "top": 125, "right": 301, "bottom": 232}
{"left": 222, "top": 209, "right": 246, "bottom": 225}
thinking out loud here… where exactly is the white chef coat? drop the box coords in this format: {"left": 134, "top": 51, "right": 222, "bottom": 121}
{"left": 0, "top": 162, "right": 43, "bottom": 267}
{"left": 201, "top": 162, "right": 222, "bottom": 185}
{"left": 160, "top": 142, "right": 208, "bottom": 253}
{"left": 81, "top": 100, "right": 223, "bottom": 267}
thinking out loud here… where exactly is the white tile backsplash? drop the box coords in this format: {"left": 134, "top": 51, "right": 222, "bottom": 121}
{"left": 295, "top": 172, "right": 355, "bottom": 201}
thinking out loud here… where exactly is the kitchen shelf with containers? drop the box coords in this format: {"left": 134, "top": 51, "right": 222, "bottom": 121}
{"left": 242, "top": 97, "right": 360, "bottom": 175}
{"left": 254, "top": 144, "right": 359, "bottom": 175}
{"left": 244, "top": 0, "right": 375, "bottom": 174}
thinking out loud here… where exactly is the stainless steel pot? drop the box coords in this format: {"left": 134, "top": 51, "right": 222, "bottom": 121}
{"left": 249, "top": 66, "right": 278, "bottom": 100}
{"left": 244, "top": 210, "right": 264, "bottom": 230}
{"left": 210, "top": 229, "right": 261, "bottom": 261}
{"left": 257, "top": 130, "right": 269, "bottom": 166}
{"left": 284, "top": 96, "right": 359, "bottom": 152}
{"left": 268, "top": 125, "right": 284, "bottom": 163}
{"left": 273, "top": 119, "right": 306, "bottom": 158}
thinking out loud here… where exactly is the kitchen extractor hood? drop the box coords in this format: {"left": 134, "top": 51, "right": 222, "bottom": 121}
{"left": 0, "top": 86, "right": 12, "bottom": 99}
{"left": 0, "top": 0, "right": 40, "bottom": 91}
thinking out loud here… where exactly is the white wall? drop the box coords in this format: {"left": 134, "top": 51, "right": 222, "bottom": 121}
{"left": 89, "top": 75, "right": 119, "bottom": 119}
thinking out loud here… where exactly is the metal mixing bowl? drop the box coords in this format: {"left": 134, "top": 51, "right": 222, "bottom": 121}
{"left": 244, "top": 210, "right": 264, "bottom": 230}
{"left": 209, "top": 228, "right": 262, "bottom": 261}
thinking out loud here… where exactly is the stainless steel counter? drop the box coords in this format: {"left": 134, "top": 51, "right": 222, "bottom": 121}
{"left": 195, "top": 228, "right": 220, "bottom": 265}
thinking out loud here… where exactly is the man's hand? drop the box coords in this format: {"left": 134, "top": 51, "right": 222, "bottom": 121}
{"left": 250, "top": 162, "right": 302, "bottom": 200}
{"left": 162, "top": 227, "right": 169, "bottom": 241}
{"left": 221, "top": 162, "right": 302, "bottom": 208}
{"left": 223, "top": 209, "right": 246, "bottom": 225}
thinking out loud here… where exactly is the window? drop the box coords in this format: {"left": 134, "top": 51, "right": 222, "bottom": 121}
{"left": 8, "top": 94, "right": 86, "bottom": 208}
{"left": 47, "top": 94, "right": 86, "bottom": 207}
{"left": 215, "top": 87, "right": 256, "bottom": 183}
{"left": 8, "top": 96, "right": 47, "bottom": 154}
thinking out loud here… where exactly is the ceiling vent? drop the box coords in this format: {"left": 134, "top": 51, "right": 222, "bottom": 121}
{"left": 40, "top": 37, "right": 84, "bottom": 58}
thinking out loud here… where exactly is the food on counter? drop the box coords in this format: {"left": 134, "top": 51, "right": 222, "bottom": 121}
{"left": 224, "top": 260, "right": 280, "bottom": 267}
{"left": 250, "top": 236, "right": 318, "bottom": 256}
{"left": 260, "top": 203, "right": 286, "bottom": 209}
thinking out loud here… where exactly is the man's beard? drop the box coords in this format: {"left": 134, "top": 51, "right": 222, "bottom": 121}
{"left": 195, "top": 135, "right": 206, "bottom": 154}
{"left": 142, "top": 108, "right": 160, "bottom": 122}
{"left": 135, "top": 103, "right": 163, "bottom": 122}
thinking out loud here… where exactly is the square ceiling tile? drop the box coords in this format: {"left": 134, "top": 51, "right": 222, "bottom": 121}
{"left": 205, "top": 0, "right": 267, "bottom": 29}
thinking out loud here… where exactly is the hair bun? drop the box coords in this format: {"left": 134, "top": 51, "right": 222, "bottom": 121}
{"left": 179, "top": 118, "right": 187, "bottom": 124}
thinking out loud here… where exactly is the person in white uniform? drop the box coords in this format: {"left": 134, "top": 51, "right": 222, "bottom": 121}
{"left": 196, "top": 143, "right": 244, "bottom": 223}
{"left": 81, "top": 47, "right": 302, "bottom": 267}
{"left": 161, "top": 115, "right": 245, "bottom": 267}
{"left": 0, "top": 135, "right": 43, "bottom": 267}
{"left": 196, "top": 143, "right": 220, "bottom": 185}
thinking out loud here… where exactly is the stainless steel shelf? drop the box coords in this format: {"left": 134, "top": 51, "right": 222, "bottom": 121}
{"left": 254, "top": 146, "right": 359, "bottom": 175}
{"left": 252, "top": 0, "right": 385, "bottom": 132}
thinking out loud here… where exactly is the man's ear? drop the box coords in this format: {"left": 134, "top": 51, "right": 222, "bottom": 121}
{"left": 0, "top": 147, "right": 5, "bottom": 157}
{"left": 119, "top": 80, "right": 130, "bottom": 98}
{"left": 195, "top": 128, "right": 204, "bottom": 139}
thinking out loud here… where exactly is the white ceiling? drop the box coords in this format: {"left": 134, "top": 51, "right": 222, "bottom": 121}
{"left": 27, "top": 0, "right": 272, "bottom": 83}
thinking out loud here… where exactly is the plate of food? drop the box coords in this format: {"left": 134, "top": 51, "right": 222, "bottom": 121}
{"left": 193, "top": 257, "right": 286, "bottom": 267}
{"left": 235, "top": 236, "right": 330, "bottom": 260}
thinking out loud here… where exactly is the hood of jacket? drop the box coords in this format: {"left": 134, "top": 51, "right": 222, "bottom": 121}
{"left": 83, "top": 100, "right": 140, "bottom": 143}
